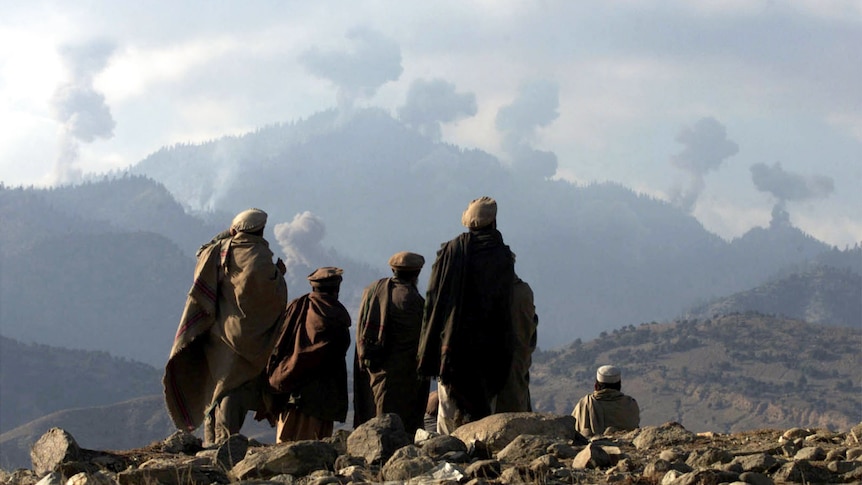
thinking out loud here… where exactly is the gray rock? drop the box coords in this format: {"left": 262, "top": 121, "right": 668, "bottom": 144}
{"left": 419, "top": 434, "right": 467, "bottom": 460}
{"left": 547, "top": 442, "right": 579, "bottom": 459}
{"left": 30, "top": 428, "right": 82, "bottom": 476}
{"left": 664, "top": 469, "right": 738, "bottom": 485}
{"left": 345, "top": 413, "right": 411, "bottom": 467}
{"left": 230, "top": 441, "right": 337, "bottom": 480}
{"left": 465, "top": 459, "right": 501, "bottom": 479}
{"left": 827, "top": 460, "right": 862, "bottom": 474}
{"left": 65, "top": 471, "right": 116, "bottom": 485}
{"left": 794, "top": 446, "right": 826, "bottom": 461}
{"left": 496, "top": 434, "right": 561, "bottom": 463}
{"left": 440, "top": 450, "right": 471, "bottom": 463}
{"left": 738, "top": 471, "right": 773, "bottom": 485}
{"left": 336, "top": 464, "right": 375, "bottom": 483}
{"left": 771, "top": 460, "right": 834, "bottom": 484}
{"left": 116, "top": 456, "right": 228, "bottom": 485}
{"left": 644, "top": 459, "right": 672, "bottom": 480}
{"left": 848, "top": 447, "right": 862, "bottom": 460}
{"left": 162, "top": 430, "right": 202, "bottom": 454}
{"left": 380, "top": 445, "right": 435, "bottom": 481}
{"left": 846, "top": 423, "right": 862, "bottom": 445}
{"left": 781, "top": 427, "right": 812, "bottom": 441}
{"left": 633, "top": 422, "right": 695, "bottom": 450}
{"left": 825, "top": 447, "right": 846, "bottom": 461}
{"left": 216, "top": 434, "right": 249, "bottom": 469}
{"left": 729, "top": 452, "right": 777, "bottom": 473}
{"left": 34, "top": 472, "right": 63, "bottom": 485}
{"left": 685, "top": 447, "right": 732, "bottom": 468}
{"left": 571, "top": 443, "right": 612, "bottom": 469}
{"left": 529, "top": 454, "right": 561, "bottom": 473}
{"left": 659, "top": 449, "right": 688, "bottom": 463}
{"left": 450, "top": 412, "right": 578, "bottom": 455}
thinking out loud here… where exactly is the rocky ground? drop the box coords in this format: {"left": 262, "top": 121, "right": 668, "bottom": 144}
{"left": 1, "top": 412, "right": 861, "bottom": 485}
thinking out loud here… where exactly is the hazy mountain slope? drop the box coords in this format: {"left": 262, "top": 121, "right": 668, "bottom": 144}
{"left": 38, "top": 175, "right": 221, "bottom": 257}
{"left": 0, "top": 230, "right": 189, "bottom": 365}
{"left": 0, "top": 337, "right": 161, "bottom": 433}
{"left": 530, "top": 313, "right": 861, "bottom": 433}
{"left": 0, "top": 395, "right": 172, "bottom": 471}
{"left": 131, "top": 108, "right": 834, "bottom": 346}
{"left": 685, "top": 265, "right": 862, "bottom": 327}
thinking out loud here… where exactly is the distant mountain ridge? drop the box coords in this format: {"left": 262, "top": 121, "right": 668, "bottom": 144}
{"left": 685, "top": 264, "right": 862, "bottom": 327}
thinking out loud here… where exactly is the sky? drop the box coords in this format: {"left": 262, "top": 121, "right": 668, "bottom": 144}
{"left": 1, "top": 0, "right": 860, "bottom": 248}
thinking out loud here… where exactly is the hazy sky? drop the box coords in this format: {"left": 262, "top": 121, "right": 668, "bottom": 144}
{"left": 1, "top": 1, "right": 860, "bottom": 247}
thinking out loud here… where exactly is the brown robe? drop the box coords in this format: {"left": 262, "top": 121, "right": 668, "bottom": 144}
{"left": 163, "top": 233, "right": 287, "bottom": 432}
{"left": 357, "top": 277, "right": 429, "bottom": 433}
{"left": 495, "top": 277, "right": 538, "bottom": 412}
{"left": 266, "top": 290, "right": 350, "bottom": 440}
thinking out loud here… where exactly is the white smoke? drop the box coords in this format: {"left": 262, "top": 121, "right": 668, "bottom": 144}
{"left": 495, "top": 80, "right": 560, "bottom": 178}
{"left": 50, "top": 39, "right": 117, "bottom": 185}
{"left": 397, "top": 78, "right": 477, "bottom": 140}
{"left": 300, "top": 27, "right": 402, "bottom": 112}
{"left": 273, "top": 211, "right": 328, "bottom": 279}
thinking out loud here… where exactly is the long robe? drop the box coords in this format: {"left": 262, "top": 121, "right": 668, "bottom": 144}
{"left": 267, "top": 291, "right": 351, "bottom": 425}
{"left": 417, "top": 228, "right": 515, "bottom": 422}
{"left": 571, "top": 388, "right": 640, "bottom": 436}
{"left": 495, "top": 277, "right": 538, "bottom": 412}
{"left": 164, "top": 233, "right": 287, "bottom": 431}
{"left": 357, "top": 277, "right": 429, "bottom": 433}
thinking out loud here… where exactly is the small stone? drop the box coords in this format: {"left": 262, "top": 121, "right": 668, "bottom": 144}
{"left": 794, "top": 446, "right": 826, "bottom": 461}
{"left": 738, "top": 471, "right": 774, "bottom": 485}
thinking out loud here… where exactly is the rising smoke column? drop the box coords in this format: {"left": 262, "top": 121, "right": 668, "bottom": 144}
{"left": 669, "top": 117, "right": 739, "bottom": 212}
{"left": 495, "top": 80, "right": 560, "bottom": 179}
{"left": 397, "top": 78, "right": 477, "bottom": 141}
{"left": 50, "top": 39, "right": 117, "bottom": 185}
{"left": 300, "top": 27, "right": 402, "bottom": 111}
{"left": 273, "top": 211, "right": 329, "bottom": 280}
{"left": 750, "top": 162, "right": 834, "bottom": 227}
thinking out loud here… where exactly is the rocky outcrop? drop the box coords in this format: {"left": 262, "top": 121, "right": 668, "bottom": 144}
{"left": 2, "top": 415, "right": 861, "bottom": 484}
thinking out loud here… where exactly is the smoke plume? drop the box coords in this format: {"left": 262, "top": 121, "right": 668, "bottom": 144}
{"left": 300, "top": 27, "right": 402, "bottom": 111}
{"left": 669, "top": 117, "right": 739, "bottom": 212}
{"left": 750, "top": 162, "right": 835, "bottom": 228}
{"left": 50, "top": 39, "right": 117, "bottom": 185}
{"left": 495, "top": 80, "right": 560, "bottom": 178}
{"left": 273, "top": 211, "right": 328, "bottom": 279}
{"left": 397, "top": 78, "right": 477, "bottom": 140}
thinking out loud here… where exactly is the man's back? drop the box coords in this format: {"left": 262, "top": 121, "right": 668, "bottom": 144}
{"left": 572, "top": 388, "right": 640, "bottom": 436}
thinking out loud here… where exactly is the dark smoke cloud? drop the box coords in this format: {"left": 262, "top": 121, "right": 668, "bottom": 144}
{"left": 750, "top": 162, "right": 835, "bottom": 229}
{"left": 397, "top": 78, "right": 477, "bottom": 140}
{"left": 495, "top": 80, "right": 560, "bottom": 178}
{"left": 669, "top": 117, "right": 739, "bottom": 212}
{"left": 50, "top": 39, "right": 117, "bottom": 184}
{"left": 300, "top": 27, "right": 402, "bottom": 111}
{"left": 750, "top": 162, "right": 834, "bottom": 202}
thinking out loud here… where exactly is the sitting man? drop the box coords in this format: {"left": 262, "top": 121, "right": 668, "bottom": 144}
{"left": 571, "top": 365, "right": 640, "bottom": 436}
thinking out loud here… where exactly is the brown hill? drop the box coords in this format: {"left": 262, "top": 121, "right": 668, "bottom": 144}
{"left": 530, "top": 313, "right": 861, "bottom": 433}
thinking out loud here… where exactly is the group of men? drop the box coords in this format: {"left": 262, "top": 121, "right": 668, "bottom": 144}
{"left": 163, "top": 197, "right": 639, "bottom": 446}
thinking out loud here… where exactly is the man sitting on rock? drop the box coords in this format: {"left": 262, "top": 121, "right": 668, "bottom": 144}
{"left": 571, "top": 365, "right": 640, "bottom": 436}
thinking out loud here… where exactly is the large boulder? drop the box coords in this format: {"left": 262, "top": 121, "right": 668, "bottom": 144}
{"left": 451, "top": 412, "right": 578, "bottom": 454}
{"left": 230, "top": 440, "right": 337, "bottom": 480}
{"left": 346, "top": 413, "right": 412, "bottom": 466}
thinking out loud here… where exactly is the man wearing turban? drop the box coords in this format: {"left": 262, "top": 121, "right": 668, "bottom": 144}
{"left": 417, "top": 196, "right": 516, "bottom": 434}
{"left": 164, "top": 208, "right": 288, "bottom": 446}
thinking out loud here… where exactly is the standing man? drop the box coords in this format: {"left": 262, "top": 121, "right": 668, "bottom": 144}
{"left": 164, "top": 208, "right": 288, "bottom": 446}
{"left": 495, "top": 275, "right": 538, "bottom": 412}
{"left": 266, "top": 267, "right": 351, "bottom": 442}
{"left": 571, "top": 365, "right": 640, "bottom": 437}
{"left": 356, "top": 251, "right": 429, "bottom": 434}
{"left": 418, "top": 196, "right": 516, "bottom": 434}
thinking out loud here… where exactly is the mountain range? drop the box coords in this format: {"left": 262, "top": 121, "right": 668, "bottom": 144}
{"left": 2, "top": 108, "right": 854, "bottom": 368}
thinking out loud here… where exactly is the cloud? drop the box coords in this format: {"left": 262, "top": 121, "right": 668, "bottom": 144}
{"left": 397, "top": 78, "right": 477, "bottom": 140}
{"left": 750, "top": 162, "right": 834, "bottom": 202}
{"left": 669, "top": 117, "right": 739, "bottom": 212}
{"left": 50, "top": 39, "right": 117, "bottom": 185}
{"left": 495, "top": 79, "right": 560, "bottom": 178}
{"left": 300, "top": 27, "right": 402, "bottom": 111}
